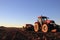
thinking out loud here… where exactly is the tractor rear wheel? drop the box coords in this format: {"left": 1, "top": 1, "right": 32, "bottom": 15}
{"left": 42, "top": 24, "right": 48, "bottom": 33}
{"left": 34, "top": 22, "right": 39, "bottom": 32}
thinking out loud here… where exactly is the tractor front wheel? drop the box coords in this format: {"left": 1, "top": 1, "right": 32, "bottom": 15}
{"left": 42, "top": 24, "right": 48, "bottom": 33}
{"left": 34, "top": 22, "right": 39, "bottom": 32}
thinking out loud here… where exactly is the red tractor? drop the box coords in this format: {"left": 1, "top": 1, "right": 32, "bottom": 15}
{"left": 24, "top": 16, "right": 59, "bottom": 33}
{"left": 34, "top": 16, "right": 57, "bottom": 32}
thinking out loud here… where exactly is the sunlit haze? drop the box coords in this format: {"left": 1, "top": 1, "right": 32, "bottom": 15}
{"left": 0, "top": 0, "right": 60, "bottom": 27}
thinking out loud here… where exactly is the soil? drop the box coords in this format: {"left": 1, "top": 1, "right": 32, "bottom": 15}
{"left": 0, "top": 27, "right": 60, "bottom": 40}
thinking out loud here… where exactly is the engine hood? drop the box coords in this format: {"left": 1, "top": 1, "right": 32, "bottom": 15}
{"left": 45, "top": 20, "right": 55, "bottom": 24}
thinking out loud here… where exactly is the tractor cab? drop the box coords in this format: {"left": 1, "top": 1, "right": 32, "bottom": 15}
{"left": 38, "top": 16, "right": 48, "bottom": 25}
{"left": 38, "top": 16, "right": 55, "bottom": 24}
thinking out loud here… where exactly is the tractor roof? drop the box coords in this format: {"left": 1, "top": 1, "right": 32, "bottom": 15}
{"left": 38, "top": 16, "right": 48, "bottom": 18}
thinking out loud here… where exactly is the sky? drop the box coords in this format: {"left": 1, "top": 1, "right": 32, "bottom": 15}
{"left": 0, "top": 0, "right": 60, "bottom": 27}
